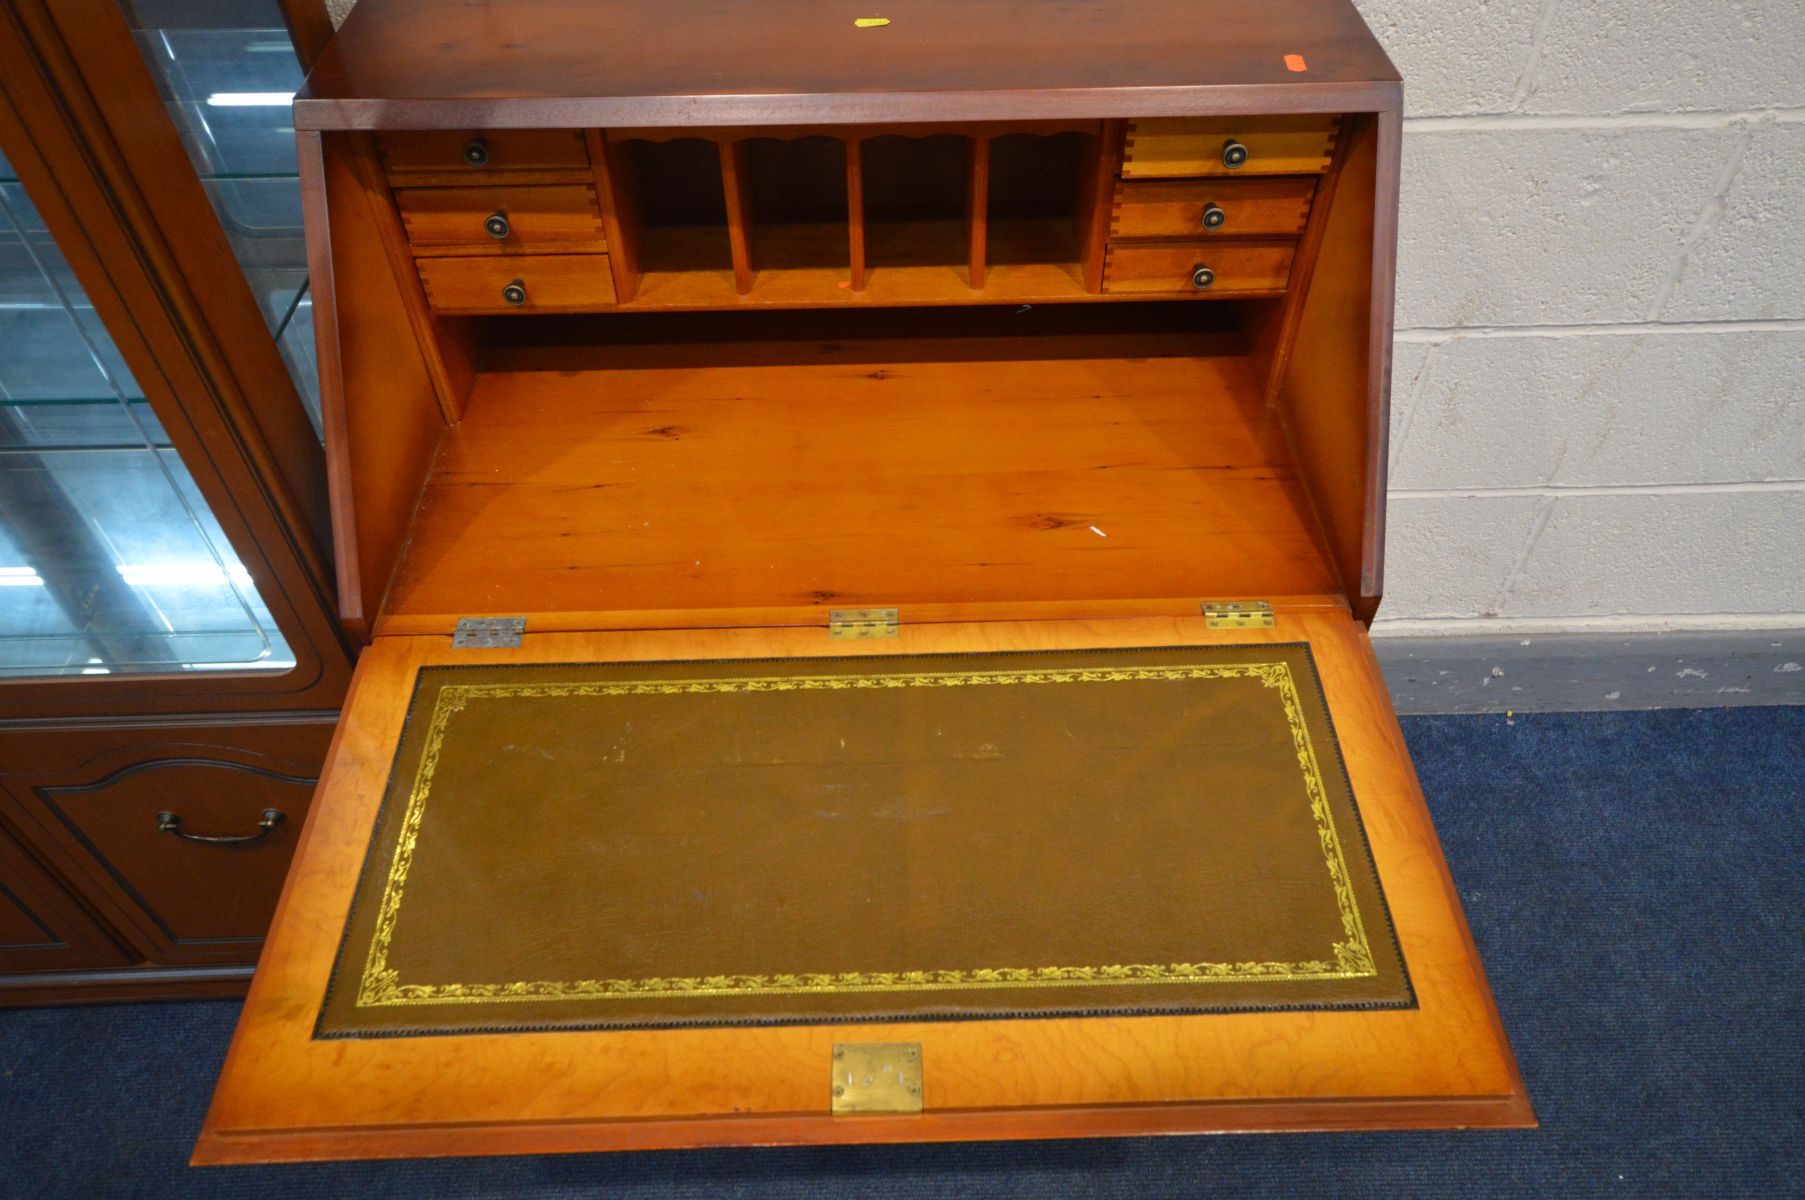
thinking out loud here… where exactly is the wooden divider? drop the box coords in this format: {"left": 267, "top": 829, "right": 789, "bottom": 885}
{"left": 846, "top": 137, "right": 867, "bottom": 291}
{"left": 965, "top": 134, "right": 990, "bottom": 290}
{"left": 717, "top": 140, "right": 755, "bottom": 294}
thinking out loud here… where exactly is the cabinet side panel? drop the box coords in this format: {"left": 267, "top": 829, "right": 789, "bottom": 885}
{"left": 1274, "top": 111, "right": 1389, "bottom": 619}
{"left": 315, "top": 132, "right": 446, "bottom": 636}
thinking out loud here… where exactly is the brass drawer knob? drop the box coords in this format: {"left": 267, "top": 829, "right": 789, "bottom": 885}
{"left": 484, "top": 210, "right": 511, "bottom": 239}
{"left": 1201, "top": 202, "right": 1226, "bottom": 230}
{"left": 502, "top": 278, "right": 527, "bottom": 306}
{"left": 1221, "top": 140, "right": 1248, "bottom": 169}
{"left": 462, "top": 137, "right": 490, "bottom": 166}
{"left": 1191, "top": 264, "right": 1215, "bottom": 290}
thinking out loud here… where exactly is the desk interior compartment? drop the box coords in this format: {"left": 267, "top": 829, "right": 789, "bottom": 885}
{"left": 613, "top": 136, "right": 735, "bottom": 296}
{"left": 738, "top": 135, "right": 852, "bottom": 282}
{"left": 358, "top": 300, "right": 1343, "bottom": 636}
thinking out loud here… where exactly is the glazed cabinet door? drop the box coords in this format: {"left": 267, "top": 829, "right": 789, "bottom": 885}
{"left": 0, "top": 0, "right": 351, "bottom": 718}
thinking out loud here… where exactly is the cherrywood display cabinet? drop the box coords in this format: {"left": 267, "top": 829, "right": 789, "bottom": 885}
{"left": 196, "top": 0, "right": 1533, "bottom": 1162}
{"left": 0, "top": 1, "right": 352, "bottom": 1004}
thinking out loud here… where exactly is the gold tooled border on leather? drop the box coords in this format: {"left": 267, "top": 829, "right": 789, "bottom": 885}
{"left": 345, "top": 653, "right": 1385, "bottom": 1011}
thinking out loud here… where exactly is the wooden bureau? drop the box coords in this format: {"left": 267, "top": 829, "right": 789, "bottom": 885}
{"left": 194, "top": 0, "right": 1532, "bottom": 1163}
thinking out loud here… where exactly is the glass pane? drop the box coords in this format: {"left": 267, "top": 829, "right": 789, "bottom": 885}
{"left": 274, "top": 280, "right": 320, "bottom": 423}
{"left": 118, "top": 1, "right": 321, "bottom": 436}
{"left": 201, "top": 176, "right": 307, "bottom": 331}
{"left": 0, "top": 156, "right": 295, "bottom": 677}
{"left": 0, "top": 182, "right": 144, "bottom": 405}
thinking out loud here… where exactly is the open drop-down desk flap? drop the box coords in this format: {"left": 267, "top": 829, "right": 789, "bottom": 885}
{"left": 196, "top": 610, "right": 1530, "bottom": 1162}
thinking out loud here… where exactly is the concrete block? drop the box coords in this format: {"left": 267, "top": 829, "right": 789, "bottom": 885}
{"left": 1386, "top": 339, "right": 1433, "bottom": 473}
{"left": 1397, "top": 127, "right": 1726, "bottom": 328}
{"left": 1379, "top": 494, "right": 1541, "bottom": 619}
{"left": 1390, "top": 330, "right": 1805, "bottom": 490}
{"left": 1502, "top": 489, "right": 1805, "bottom": 617}
{"left": 1352, "top": 0, "right": 1543, "bottom": 117}
{"left": 1660, "top": 121, "right": 1805, "bottom": 322}
{"left": 1525, "top": 1, "right": 1805, "bottom": 115}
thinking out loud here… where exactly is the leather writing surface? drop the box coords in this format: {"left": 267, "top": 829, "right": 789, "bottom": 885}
{"left": 318, "top": 644, "right": 1410, "bottom": 1036}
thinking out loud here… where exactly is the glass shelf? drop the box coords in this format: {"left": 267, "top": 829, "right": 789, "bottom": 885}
{"left": 0, "top": 400, "right": 170, "bottom": 451}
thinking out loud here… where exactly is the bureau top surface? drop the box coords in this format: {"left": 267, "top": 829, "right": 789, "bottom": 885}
{"left": 296, "top": 0, "right": 1400, "bottom": 130}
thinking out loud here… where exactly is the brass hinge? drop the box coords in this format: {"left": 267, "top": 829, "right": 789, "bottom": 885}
{"left": 1202, "top": 600, "right": 1275, "bottom": 629}
{"left": 831, "top": 1043, "right": 923, "bottom": 1114}
{"left": 452, "top": 616, "right": 526, "bottom": 648}
{"left": 828, "top": 607, "right": 899, "bottom": 639}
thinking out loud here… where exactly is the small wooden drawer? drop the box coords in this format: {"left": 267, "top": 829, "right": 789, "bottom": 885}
{"left": 397, "top": 185, "right": 608, "bottom": 254}
{"left": 1103, "top": 240, "right": 1296, "bottom": 295}
{"left": 1112, "top": 177, "right": 1316, "bottom": 240}
{"left": 1122, "top": 116, "right": 1338, "bottom": 178}
{"left": 416, "top": 254, "right": 617, "bottom": 312}
{"left": 378, "top": 129, "right": 590, "bottom": 174}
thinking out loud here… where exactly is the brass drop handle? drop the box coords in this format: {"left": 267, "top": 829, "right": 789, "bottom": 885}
{"left": 157, "top": 808, "right": 284, "bottom": 845}
{"left": 1221, "top": 140, "right": 1248, "bottom": 169}
{"left": 502, "top": 279, "right": 527, "bottom": 306}
{"left": 462, "top": 137, "right": 489, "bottom": 166}
{"left": 1191, "top": 264, "right": 1215, "bottom": 290}
{"left": 484, "top": 210, "right": 511, "bottom": 239}
{"left": 1201, "top": 202, "right": 1226, "bottom": 230}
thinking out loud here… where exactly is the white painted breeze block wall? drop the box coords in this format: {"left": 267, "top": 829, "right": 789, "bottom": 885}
{"left": 1356, "top": 1, "right": 1804, "bottom": 637}
{"left": 324, "top": 1, "right": 1803, "bottom": 638}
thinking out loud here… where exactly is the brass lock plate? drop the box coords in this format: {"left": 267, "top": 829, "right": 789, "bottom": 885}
{"left": 831, "top": 1042, "right": 923, "bottom": 1114}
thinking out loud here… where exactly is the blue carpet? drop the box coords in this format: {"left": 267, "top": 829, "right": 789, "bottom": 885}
{"left": 2, "top": 707, "right": 1801, "bottom": 1199}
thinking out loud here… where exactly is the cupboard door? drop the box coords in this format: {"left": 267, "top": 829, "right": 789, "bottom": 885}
{"left": 0, "top": 821, "right": 127, "bottom": 975}
{"left": 197, "top": 612, "right": 1528, "bottom": 1163}
{"left": 0, "top": 719, "right": 332, "bottom": 965}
